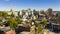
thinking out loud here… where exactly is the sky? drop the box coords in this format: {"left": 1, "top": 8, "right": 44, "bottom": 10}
{"left": 0, "top": 0, "right": 60, "bottom": 11}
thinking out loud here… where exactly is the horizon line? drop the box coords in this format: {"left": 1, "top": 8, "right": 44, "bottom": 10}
{"left": 0, "top": 8, "right": 60, "bottom": 11}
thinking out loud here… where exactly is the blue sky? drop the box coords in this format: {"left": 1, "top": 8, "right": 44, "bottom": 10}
{"left": 0, "top": 0, "right": 60, "bottom": 11}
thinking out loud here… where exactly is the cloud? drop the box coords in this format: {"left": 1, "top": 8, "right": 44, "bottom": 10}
{"left": 4, "top": 0, "right": 10, "bottom": 1}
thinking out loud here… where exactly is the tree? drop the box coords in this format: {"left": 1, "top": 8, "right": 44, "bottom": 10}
{"left": 10, "top": 13, "right": 15, "bottom": 17}
{"left": 42, "top": 19, "right": 47, "bottom": 27}
{"left": 0, "top": 12, "right": 2, "bottom": 17}
{"left": 25, "top": 20, "right": 30, "bottom": 24}
{"left": 6, "top": 18, "right": 18, "bottom": 34}
{"left": 7, "top": 19, "right": 18, "bottom": 30}
{"left": 36, "top": 25, "right": 43, "bottom": 34}
{"left": 16, "top": 17, "right": 22, "bottom": 24}
{"left": 3, "top": 12, "right": 8, "bottom": 17}
{"left": 0, "top": 21, "right": 3, "bottom": 26}
{"left": 34, "top": 21, "right": 39, "bottom": 27}
{"left": 36, "top": 19, "right": 47, "bottom": 34}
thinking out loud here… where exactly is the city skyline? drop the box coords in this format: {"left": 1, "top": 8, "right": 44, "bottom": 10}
{"left": 0, "top": 0, "right": 60, "bottom": 11}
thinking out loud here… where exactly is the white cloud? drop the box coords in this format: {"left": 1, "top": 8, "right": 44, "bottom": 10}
{"left": 4, "top": 0, "right": 10, "bottom": 1}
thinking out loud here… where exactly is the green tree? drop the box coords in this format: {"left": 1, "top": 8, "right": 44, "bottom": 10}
{"left": 3, "top": 12, "right": 8, "bottom": 17}
{"left": 0, "top": 21, "right": 3, "bottom": 25}
{"left": 7, "top": 19, "right": 18, "bottom": 30}
{"left": 37, "top": 25, "right": 43, "bottom": 34}
{"left": 34, "top": 21, "right": 39, "bottom": 27}
{"left": 10, "top": 13, "right": 15, "bottom": 17}
{"left": 36, "top": 19, "right": 47, "bottom": 34}
{"left": 16, "top": 17, "right": 22, "bottom": 24}
{"left": 42, "top": 19, "right": 47, "bottom": 27}
{"left": 25, "top": 20, "right": 30, "bottom": 24}
{"left": 0, "top": 12, "right": 2, "bottom": 17}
